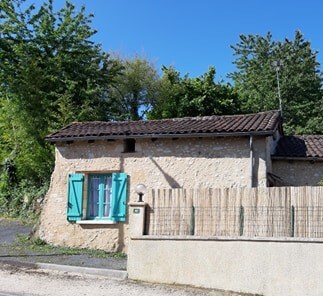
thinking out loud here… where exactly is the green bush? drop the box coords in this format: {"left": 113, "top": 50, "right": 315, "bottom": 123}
{"left": 0, "top": 174, "right": 49, "bottom": 220}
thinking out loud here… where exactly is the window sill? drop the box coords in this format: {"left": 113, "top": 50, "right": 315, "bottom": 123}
{"left": 76, "top": 220, "right": 117, "bottom": 225}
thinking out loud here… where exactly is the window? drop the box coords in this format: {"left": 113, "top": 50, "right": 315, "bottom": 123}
{"left": 123, "top": 139, "right": 136, "bottom": 153}
{"left": 87, "top": 174, "right": 112, "bottom": 219}
{"left": 67, "top": 173, "right": 128, "bottom": 223}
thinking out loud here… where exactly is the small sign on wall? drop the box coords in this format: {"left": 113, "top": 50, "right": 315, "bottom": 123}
{"left": 133, "top": 208, "right": 140, "bottom": 214}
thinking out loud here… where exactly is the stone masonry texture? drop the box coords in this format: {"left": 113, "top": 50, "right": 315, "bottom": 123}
{"left": 273, "top": 160, "right": 323, "bottom": 186}
{"left": 39, "top": 136, "right": 270, "bottom": 252}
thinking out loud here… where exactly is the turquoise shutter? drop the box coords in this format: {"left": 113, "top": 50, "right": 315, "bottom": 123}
{"left": 110, "top": 173, "right": 128, "bottom": 222}
{"left": 67, "top": 173, "right": 84, "bottom": 222}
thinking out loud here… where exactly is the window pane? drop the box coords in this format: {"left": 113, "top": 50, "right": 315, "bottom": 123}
{"left": 102, "top": 175, "right": 112, "bottom": 217}
{"left": 89, "top": 176, "right": 100, "bottom": 217}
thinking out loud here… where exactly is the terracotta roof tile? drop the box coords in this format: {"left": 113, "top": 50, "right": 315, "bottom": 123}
{"left": 274, "top": 135, "right": 323, "bottom": 159}
{"left": 46, "top": 111, "right": 281, "bottom": 142}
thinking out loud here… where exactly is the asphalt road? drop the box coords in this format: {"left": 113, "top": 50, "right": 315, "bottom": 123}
{"left": 0, "top": 218, "right": 127, "bottom": 270}
{"left": 0, "top": 218, "right": 32, "bottom": 244}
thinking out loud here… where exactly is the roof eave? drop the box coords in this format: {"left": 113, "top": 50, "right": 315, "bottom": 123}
{"left": 272, "top": 156, "right": 323, "bottom": 162}
{"left": 46, "top": 130, "right": 276, "bottom": 143}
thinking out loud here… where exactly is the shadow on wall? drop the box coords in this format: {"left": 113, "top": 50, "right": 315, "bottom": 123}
{"left": 117, "top": 223, "right": 125, "bottom": 252}
{"left": 275, "top": 136, "right": 307, "bottom": 157}
{"left": 149, "top": 157, "right": 181, "bottom": 189}
{"left": 119, "top": 155, "right": 124, "bottom": 172}
{"left": 56, "top": 137, "right": 251, "bottom": 160}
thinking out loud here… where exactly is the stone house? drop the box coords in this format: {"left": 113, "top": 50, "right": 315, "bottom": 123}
{"left": 272, "top": 135, "right": 323, "bottom": 186}
{"left": 39, "top": 110, "right": 323, "bottom": 251}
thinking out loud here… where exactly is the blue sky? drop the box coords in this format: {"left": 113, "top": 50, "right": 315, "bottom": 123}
{"left": 32, "top": 0, "right": 323, "bottom": 81}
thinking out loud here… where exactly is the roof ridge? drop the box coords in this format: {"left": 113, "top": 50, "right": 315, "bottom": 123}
{"left": 46, "top": 111, "right": 282, "bottom": 142}
{"left": 67, "top": 110, "right": 281, "bottom": 125}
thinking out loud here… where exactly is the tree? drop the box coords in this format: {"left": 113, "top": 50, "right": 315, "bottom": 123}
{"left": 148, "top": 66, "right": 240, "bottom": 119}
{"left": 0, "top": 0, "right": 121, "bottom": 213}
{"left": 229, "top": 31, "right": 323, "bottom": 134}
{"left": 0, "top": 0, "right": 121, "bottom": 180}
{"left": 107, "top": 57, "right": 159, "bottom": 120}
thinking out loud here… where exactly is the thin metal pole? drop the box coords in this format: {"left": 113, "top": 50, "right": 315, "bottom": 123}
{"left": 275, "top": 68, "right": 283, "bottom": 116}
{"left": 249, "top": 135, "right": 254, "bottom": 188}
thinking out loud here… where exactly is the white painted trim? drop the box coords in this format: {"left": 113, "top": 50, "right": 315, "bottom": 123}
{"left": 76, "top": 220, "right": 117, "bottom": 225}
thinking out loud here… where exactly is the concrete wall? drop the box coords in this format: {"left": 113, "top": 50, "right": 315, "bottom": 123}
{"left": 39, "top": 136, "right": 269, "bottom": 251}
{"left": 127, "top": 236, "right": 323, "bottom": 296}
{"left": 273, "top": 160, "right": 323, "bottom": 186}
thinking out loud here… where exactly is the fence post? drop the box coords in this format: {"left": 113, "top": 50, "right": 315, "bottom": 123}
{"left": 291, "top": 205, "right": 295, "bottom": 237}
{"left": 239, "top": 206, "right": 244, "bottom": 236}
{"left": 190, "top": 206, "right": 195, "bottom": 235}
{"left": 128, "top": 202, "right": 147, "bottom": 236}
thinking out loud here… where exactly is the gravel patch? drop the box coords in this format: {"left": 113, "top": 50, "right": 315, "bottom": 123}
{"left": 0, "top": 266, "right": 247, "bottom": 296}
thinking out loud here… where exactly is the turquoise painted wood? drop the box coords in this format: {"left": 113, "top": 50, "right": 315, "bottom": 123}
{"left": 110, "top": 173, "right": 128, "bottom": 222}
{"left": 67, "top": 173, "right": 84, "bottom": 221}
{"left": 87, "top": 174, "right": 113, "bottom": 219}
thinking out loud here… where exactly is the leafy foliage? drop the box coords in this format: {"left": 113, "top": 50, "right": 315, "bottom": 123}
{"left": 107, "top": 57, "right": 160, "bottom": 120}
{"left": 0, "top": 0, "right": 121, "bottom": 215}
{"left": 0, "top": 1, "right": 322, "bottom": 218}
{"left": 148, "top": 66, "right": 240, "bottom": 119}
{"left": 229, "top": 31, "right": 323, "bottom": 134}
{"left": 0, "top": 178, "right": 49, "bottom": 219}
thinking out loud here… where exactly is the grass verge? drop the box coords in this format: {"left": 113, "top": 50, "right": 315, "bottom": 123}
{"left": 13, "top": 234, "right": 126, "bottom": 259}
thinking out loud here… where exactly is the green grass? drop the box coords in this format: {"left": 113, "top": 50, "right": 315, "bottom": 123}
{"left": 13, "top": 234, "right": 126, "bottom": 259}
{"left": 0, "top": 211, "right": 39, "bottom": 225}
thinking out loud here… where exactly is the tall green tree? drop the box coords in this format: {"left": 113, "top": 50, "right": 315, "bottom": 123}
{"left": 229, "top": 31, "right": 323, "bottom": 134}
{"left": 0, "top": 0, "right": 120, "bottom": 213}
{"left": 107, "top": 57, "right": 159, "bottom": 120}
{"left": 148, "top": 66, "right": 240, "bottom": 119}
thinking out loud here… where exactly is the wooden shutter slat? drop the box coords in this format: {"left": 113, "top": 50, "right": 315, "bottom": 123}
{"left": 110, "top": 173, "right": 128, "bottom": 222}
{"left": 67, "top": 173, "right": 84, "bottom": 221}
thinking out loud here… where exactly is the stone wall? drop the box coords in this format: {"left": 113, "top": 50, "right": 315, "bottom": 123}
{"left": 273, "top": 160, "right": 323, "bottom": 186}
{"left": 39, "top": 136, "right": 270, "bottom": 252}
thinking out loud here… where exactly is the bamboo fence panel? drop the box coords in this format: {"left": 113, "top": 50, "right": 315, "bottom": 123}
{"left": 145, "top": 188, "right": 193, "bottom": 235}
{"left": 293, "top": 186, "right": 323, "bottom": 238}
{"left": 146, "top": 186, "right": 323, "bottom": 238}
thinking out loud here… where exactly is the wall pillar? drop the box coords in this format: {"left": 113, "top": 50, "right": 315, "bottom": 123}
{"left": 128, "top": 202, "right": 147, "bottom": 236}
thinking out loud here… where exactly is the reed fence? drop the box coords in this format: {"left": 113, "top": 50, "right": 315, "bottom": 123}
{"left": 144, "top": 186, "right": 323, "bottom": 238}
